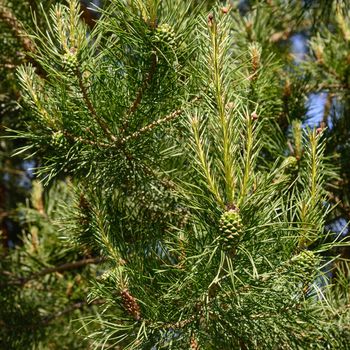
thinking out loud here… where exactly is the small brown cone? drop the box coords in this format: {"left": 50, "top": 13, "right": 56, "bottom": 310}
{"left": 121, "top": 288, "right": 141, "bottom": 321}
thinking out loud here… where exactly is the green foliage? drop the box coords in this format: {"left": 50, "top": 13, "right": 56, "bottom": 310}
{"left": 2, "top": 0, "right": 350, "bottom": 349}
{"left": 302, "top": 1, "right": 350, "bottom": 221}
{"left": 0, "top": 180, "right": 100, "bottom": 349}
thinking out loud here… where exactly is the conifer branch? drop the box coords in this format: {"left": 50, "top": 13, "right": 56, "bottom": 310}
{"left": 121, "top": 52, "right": 158, "bottom": 133}
{"left": 156, "top": 314, "right": 197, "bottom": 330}
{"left": 316, "top": 82, "right": 349, "bottom": 91}
{"left": 63, "top": 130, "right": 110, "bottom": 148}
{"left": 5, "top": 1, "right": 349, "bottom": 347}
{"left": 120, "top": 107, "right": 181, "bottom": 145}
{"left": 5, "top": 257, "right": 105, "bottom": 286}
{"left": 119, "top": 97, "right": 200, "bottom": 146}
{"left": 0, "top": 2, "right": 47, "bottom": 77}
{"left": 42, "top": 299, "right": 104, "bottom": 325}
{"left": 192, "top": 116, "right": 224, "bottom": 207}
{"left": 209, "top": 15, "right": 235, "bottom": 204}
{"left": 120, "top": 6, "right": 160, "bottom": 131}
{"left": 76, "top": 67, "right": 117, "bottom": 142}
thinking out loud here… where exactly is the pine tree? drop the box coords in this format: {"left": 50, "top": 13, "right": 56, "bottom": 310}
{"left": 3, "top": 0, "right": 350, "bottom": 349}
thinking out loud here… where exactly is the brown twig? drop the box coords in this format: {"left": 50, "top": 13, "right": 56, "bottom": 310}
{"left": 158, "top": 314, "right": 197, "bottom": 330}
{"left": 308, "top": 83, "right": 349, "bottom": 92}
{"left": 322, "top": 93, "right": 333, "bottom": 127}
{"left": 120, "top": 96, "right": 200, "bottom": 146}
{"left": 6, "top": 256, "right": 105, "bottom": 286}
{"left": 122, "top": 52, "right": 158, "bottom": 131}
{"left": 120, "top": 108, "right": 183, "bottom": 145}
{"left": 76, "top": 67, "right": 117, "bottom": 142}
{"left": 0, "top": 2, "right": 48, "bottom": 78}
{"left": 0, "top": 167, "right": 26, "bottom": 175}
{"left": 63, "top": 130, "right": 110, "bottom": 148}
{"left": 42, "top": 299, "right": 105, "bottom": 325}
{"left": 0, "top": 210, "right": 16, "bottom": 218}
{"left": 122, "top": 12, "right": 159, "bottom": 125}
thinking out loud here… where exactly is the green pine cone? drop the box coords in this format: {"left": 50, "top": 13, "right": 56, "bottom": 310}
{"left": 62, "top": 51, "right": 78, "bottom": 73}
{"left": 219, "top": 209, "right": 242, "bottom": 249}
{"left": 153, "top": 23, "right": 176, "bottom": 50}
{"left": 281, "top": 156, "right": 298, "bottom": 173}
{"left": 290, "top": 250, "right": 319, "bottom": 276}
{"left": 51, "top": 131, "right": 66, "bottom": 148}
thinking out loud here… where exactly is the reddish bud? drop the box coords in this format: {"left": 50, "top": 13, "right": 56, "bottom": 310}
{"left": 208, "top": 13, "right": 214, "bottom": 27}
{"left": 251, "top": 112, "right": 258, "bottom": 120}
{"left": 316, "top": 122, "right": 326, "bottom": 134}
{"left": 222, "top": 7, "right": 229, "bottom": 14}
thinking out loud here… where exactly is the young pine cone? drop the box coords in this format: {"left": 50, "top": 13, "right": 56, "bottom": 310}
{"left": 290, "top": 250, "right": 320, "bottom": 277}
{"left": 62, "top": 49, "right": 78, "bottom": 73}
{"left": 219, "top": 208, "right": 242, "bottom": 250}
{"left": 281, "top": 156, "right": 298, "bottom": 173}
{"left": 50, "top": 131, "right": 66, "bottom": 149}
{"left": 153, "top": 23, "right": 176, "bottom": 50}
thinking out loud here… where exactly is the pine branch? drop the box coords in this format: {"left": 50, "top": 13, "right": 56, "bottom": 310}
{"left": 209, "top": 16, "right": 235, "bottom": 203}
{"left": 122, "top": 52, "right": 158, "bottom": 132}
{"left": 159, "top": 314, "right": 196, "bottom": 330}
{"left": 4, "top": 256, "right": 105, "bottom": 286}
{"left": 63, "top": 130, "right": 110, "bottom": 148}
{"left": 42, "top": 299, "right": 104, "bottom": 325}
{"left": 0, "top": 2, "right": 49, "bottom": 78}
{"left": 113, "top": 4, "right": 161, "bottom": 132}
{"left": 119, "top": 106, "right": 183, "bottom": 145}
{"left": 75, "top": 67, "right": 117, "bottom": 142}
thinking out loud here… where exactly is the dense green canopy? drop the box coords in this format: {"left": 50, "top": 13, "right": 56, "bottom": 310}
{"left": 1, "top": 1, "right": 350, "bottom": 349}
